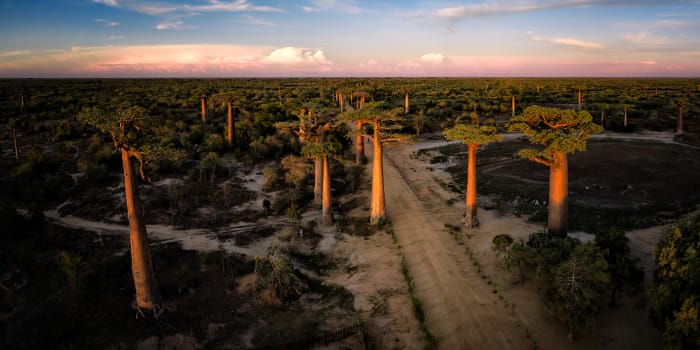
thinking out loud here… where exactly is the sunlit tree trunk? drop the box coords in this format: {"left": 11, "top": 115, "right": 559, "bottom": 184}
{"left": 201, "top": 96, "right": 207, "bottom": 122}
{"left": 227, "top": 103, "right": 236, "bottom": 147}
{"left": 511, "top": 95, "right": 516, "bottom": 118}
{"left": 121, "top": 148, "right": 160, "bottom": 311}
{"left": 404, "top": 92, "right": 409, "bottom": 115}
{"left": 322, "top": 155, "right": 332, "bottom": 226}
{"left": 677, "top": 106, "right": 684, "bottom": 135}
{"left": 370, "top": 123, "right": 386, "bottom": 224}
{"left": 548, "top": 152, "right": 568, "bottom": 237}
{"left": 623, "top": 106, "right": 628, "bottom": 128}
{"left": 355, "top": 120, "right": 364, "bottom": 164}
{"left": 314, "top": 157, "right": 323, "bottom": 206}
{"left": 577, "top": 89, "right": 582, "bottom": 111}
{"left": 465, "top": 144, "right": 479, "bottom": 228}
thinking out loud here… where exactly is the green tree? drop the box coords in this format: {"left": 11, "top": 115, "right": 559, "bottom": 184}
{"left": 492, "top": 234, "right": 514, "bottom": 266}
{"left": 672, "top": 97, "right": 688, "bottom": 135}
{"left": 594, "top": 229, "right": 643, "bottom": 305}
{"left": 444, "top": 120, "right": 500, "bottom": 228}
{"left": 650, "top": 216, "right": 700, "bottom": 349}
{"left": 508, "top": 106, "right": 602, "bottom": 237}
{"left": 77, "top": 106, "right": 161, "bottom": 315}
{"left": 550, "top": 243, "right": 610, "bottom": 340}
{"left": 343, "top": 102, "right": 410, "bottom": 225}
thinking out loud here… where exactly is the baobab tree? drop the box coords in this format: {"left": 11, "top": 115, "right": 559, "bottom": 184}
{"left": 197, "top": 88, "right": 213, "bottom": 122}
{"left": 212, "top": 92, "right": 244, "bottom": 148}
{"left": 673, "top": 97, "right": 688, "bottom": 135}
{"left": 444, "top": 120, "right": 501, "bottom": 228}
{"left": 302, "top": 124, "right": 341, "bottom": 226}
{"left": 78, "top": 106, "right": 162, "bottom": 315}
{"left": 5, "top": 118, "right": 19, "bottom": 160}
{"left": 344, "top": 102, "right": 409, "bottom": 225}
{"left": 508, "top": 106, "right": 602, "bottom": 237}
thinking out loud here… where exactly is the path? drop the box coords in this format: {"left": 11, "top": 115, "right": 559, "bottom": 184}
{"left": 371, "top": 140, "right": 533, "bottom": 349}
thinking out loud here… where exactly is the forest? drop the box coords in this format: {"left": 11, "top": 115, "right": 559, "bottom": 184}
{"left": 1, "top": 77, "right": 699, "bottom": 349}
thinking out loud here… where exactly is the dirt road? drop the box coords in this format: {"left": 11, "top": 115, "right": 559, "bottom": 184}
{"left": 376, "top": 143, "right": 533, "bottom": 349}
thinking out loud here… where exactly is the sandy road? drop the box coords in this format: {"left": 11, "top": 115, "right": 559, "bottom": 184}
{"left": 375, "top": 143, "right": 532, "bottom": 349}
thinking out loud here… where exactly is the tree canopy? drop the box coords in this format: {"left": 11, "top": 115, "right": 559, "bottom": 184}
{"left": 507, "top": 105, "right": 602, "bottom": 166}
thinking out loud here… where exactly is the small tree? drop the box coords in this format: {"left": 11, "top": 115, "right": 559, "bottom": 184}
{"left": 492, "top": 234, "right": 514, "bottom": 266}
{"left": 550, "top": 243, "right": 610, "bottom": 340}
{"left": 508, "top": 106, "right": 602, "bottom": 237}
{"left": 78, "top": 106, "right": 161, "bottom": 315}
{"left": 672, "top": 97, "right": 688, "bottom": 135}
{"left": 444, "top": 120, "right": 500, "bottom": 228}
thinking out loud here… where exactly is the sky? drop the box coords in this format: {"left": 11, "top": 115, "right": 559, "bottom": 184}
{"left": 1, "top": 0, "right": 700, "bottom": 77}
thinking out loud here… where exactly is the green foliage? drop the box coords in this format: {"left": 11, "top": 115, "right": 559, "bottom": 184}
{"left": 549, "top": 243, "right": 610, "bottom": 339}
{"left": 507, "top": 105, "right": 603, "bottom": 165}
{"left": 594, "top": 229, "right": 643, "bottom": 304}
{"left": 491, "top": 234, "right": 514, "bottom": 266}
{"left": 254, "top": 247, "right": 306, "bottom": 303}
{"left": 77, "top": 106, "right": 152, "bottom": 151}
{"left": 444, "top": 123, "right": 501, "bottom": 146}
{"left": 196, "top": 152, "right": 225, "bottom": 183}
{"left": 650, "top": 216, "right": 700, "bottom": 349}
{"left": 280, "top": 155, "right": 311, "bottom": 188}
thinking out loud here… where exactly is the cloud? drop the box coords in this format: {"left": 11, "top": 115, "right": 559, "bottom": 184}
{"left": 95, "top": 18, "right": 120, "bottom": 26}
{"left": 240, "top": 14, "right": 276, "bottom": 26}
{"left": 0, "top": 45, "right": 335, "bottom": 77}
{"left": 624, "top": 31, "right": 670, "bottom": 45}
{"left": 106, "top": 35, "right": 126, "bottom": 41}
{"left": 302, "top": 0, "right": 363, "bottom": 14}
{"left": 95, "top": 0, "right": 282, "bottom": 15}
{"left": 434, "top": 1, "right": 656, "bottom": 22}
{"left": 528, "top": 32, "right": 604, "bottom": 49}
{"left": 184, "top": 0, "right": 282, "bottom": 13}
{"left": 155, "top": 21, "right": 196, "bottom": 30}
{"left": 420, "top": 53, "right": 445, "bottom": 64}
{"left": 94, "top": 0, "right": 119, "bottom": 6}
{"left": 261, "top": 47, "right": 331, "bottom": 64}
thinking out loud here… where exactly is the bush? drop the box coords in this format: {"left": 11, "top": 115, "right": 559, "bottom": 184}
{"left": 650, "top": 216, "right": 700, "bottom": 349}
{"left": 253, "top": 247, "right": 306, "bottom": 304}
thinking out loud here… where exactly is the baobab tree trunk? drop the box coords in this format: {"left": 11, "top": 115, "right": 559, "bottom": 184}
{"left": 677, "top": 107, "right": 684, "bottom": 135}
{"left": 624, "top": 106, "right": 628, "bottom": 128}
{"left": 404, "top": 92, "right": 409, "bottom": 115}
{"left": 201, "top": 97, "right": 207, "bottom": 122}
{"left": 12, "top": 127, "right": 19, "bottom": 160}
{"left": 226, "top": 103, "right": 236, "bottom": 147}
{"left": 314, "top": 157, "right": 323, "bottom": 206}
{"left": 577, "top": 89, "right": 582, "bottom": 111}
{"left": 322, "top": 155, "right": 332, "bottom": 226}
{"left": 370, "top": 124, "right": 386, "bottom": 224}
{"left": 548, "top": 152, "right": 568, "bottom": 237}
{"left": 355, "top": 120, "right": 364, "bottom": 164}
{"left": 465, "top": 144, "right": 479, "bottom": 228}
{"left": 121, "top": 148, "right": 160, "bottom": 311}
{"left": 511, "top": 95, "right": 516, "bottom": 118}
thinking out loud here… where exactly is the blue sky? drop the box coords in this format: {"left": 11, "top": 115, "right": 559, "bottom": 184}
{"left": 1, "top": 0, "right": 699, "bottom": 77}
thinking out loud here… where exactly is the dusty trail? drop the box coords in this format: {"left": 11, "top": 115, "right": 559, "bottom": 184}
{"left": 373, "top": 142, "right": 532, "bottom": 349}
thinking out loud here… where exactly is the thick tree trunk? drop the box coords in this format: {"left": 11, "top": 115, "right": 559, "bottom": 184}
{"left": 121, "top": 148, "right": 160, "bottom": 311}
{"left": 577, "top": 89, "right": 582, "bottom": 111}
{"left": 548, "top": 152, "right": 568, "bottom": 237}
{"left": 226, "top": 103, "right": 235, "bottom": 147}
{"left": 465, "top": 144, "right": 479, "bottom": 228}
{"left": 404, "top": 92, "right": 409, "bottom": 115}
{"left": 677, "top": 107, "right": 684, "bottom": 135}
{"left": 12, "top": 128, "right": 19, "bottom": 160}
{"left": 322, "top": 155, "right": 332, "bottom": 226}
{"left": 314, "top": 157, "right": 323, "bottom": 206}
{"left": 355, "top": 121, "right": 364, "bottom": 164}
{"left": 624, "top": 107, "right": 628, "bottom": 128}
{"left": 370, "top": 124, "right": 386, "bottom": 224}
{"left": 511, "top": 95, "right": 516, "bottom": 118}
{"left": 201, "top": 97, "right": 207, "bottom": 122}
